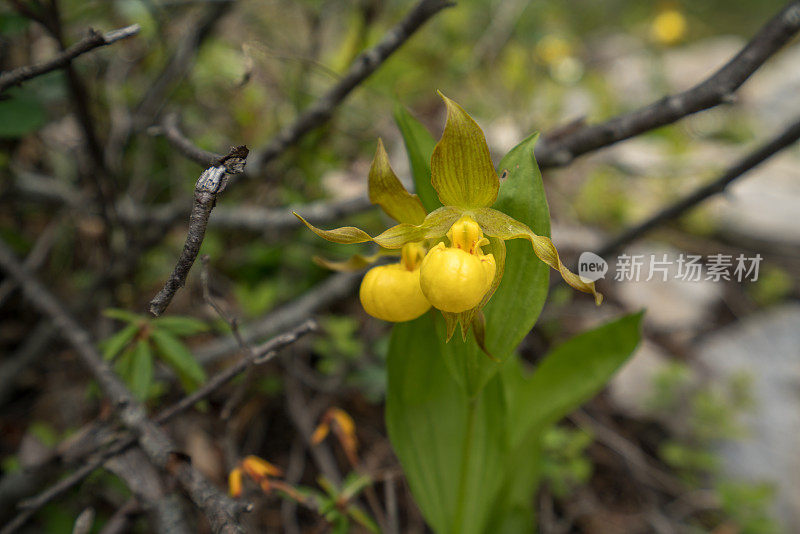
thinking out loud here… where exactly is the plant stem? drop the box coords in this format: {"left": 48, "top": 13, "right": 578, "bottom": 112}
{"left": 452, "top": 398, "right": 478, "bottom": 534}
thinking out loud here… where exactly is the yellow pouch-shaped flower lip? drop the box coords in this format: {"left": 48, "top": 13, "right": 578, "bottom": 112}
{"left": 420, "top": 242, "right": 495, "bottom": 314}
{"left": 360, "top": 263, "right": 430, "bottom": 322}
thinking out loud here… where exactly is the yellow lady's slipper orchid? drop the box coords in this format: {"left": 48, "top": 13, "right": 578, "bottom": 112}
{"left": 359, "top": 242, "right": 431, "bottom": 322}
{"left": 294, "top": 92, "right": 602, "bottom": 350}
{"left": 420, "top": 216, "right": 496, "bottom": 313}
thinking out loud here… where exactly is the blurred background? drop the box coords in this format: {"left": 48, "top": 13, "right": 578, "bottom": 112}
{"left": 1, "top": 0, "right": 798, "bottom": 532}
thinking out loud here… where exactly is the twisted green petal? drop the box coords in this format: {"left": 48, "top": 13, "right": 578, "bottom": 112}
{"left": 474, "top": 208, "right": 603, "bottom": 305}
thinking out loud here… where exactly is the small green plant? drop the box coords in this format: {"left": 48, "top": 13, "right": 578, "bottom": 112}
{"left": 646, "top": 363, "right": 779, "bottom": 532}
{"left": 100, "top": 309, "right": 209, "bottom": 400}
{"left": 540, "top": 426, "right": 594, "bottom": 498}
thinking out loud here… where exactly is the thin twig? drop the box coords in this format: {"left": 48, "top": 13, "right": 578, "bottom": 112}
{"left": 148, "top": 145, "right": 249, "bottom": 316}
{"left": 596, "top": 116, "right": 800, "bottom": 258}
{"left": 0, "top": 220, "right": 59, "bottom": 307}
{"left": 250, "top": 0, "right": 454, "bottom": 170}
{"left": 104, "top": 449, "right": 191, "bottom": 534}
{"left": 199, "top": 256, "right": 258, "bottom": 419}
{"left": 0, "top": 25, "right": 140, "bottom": 93}
{"left": 195, "top": 272, "right": 360, "bottom": 365}
{"left": 536, "top": 1, "right": 800, "bottom": 168}
{"left": 98, "top": 500, "right": 140, "bottom": 534}
{"left": 150, "top": 112, "right": 223, "bottom": 167}
{"left": 0, "top": 239, "right": 245, "bottom": 534}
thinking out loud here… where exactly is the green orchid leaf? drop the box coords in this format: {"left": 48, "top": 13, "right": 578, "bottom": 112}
{"left": 480, "top": 312, "right": 643, "bottom": 530}
{"left": 386, "top": 315, "right": 508, "bottom": 534}
{"left": 313, "top": 250, "right": 394, "bottom": 272}
{"left": 368, "top": 138, "right": 427, "bottom": 224}
{"left": 482, "top": 134, "right": 550, "bottom": 357}
{"left": 430, "top": 93, "right": 499, "bottom": 209}
{"left": 129, "top": 339, "right": 153, "bottom": 401}
{"left": 393, "top": 103, "right": 441, "bottom": 212}
{"left": 506, "top": 312, "right": 644, "bottom": 448}
{"left": 474, "top": 207, "right": 602, "bottom": 305}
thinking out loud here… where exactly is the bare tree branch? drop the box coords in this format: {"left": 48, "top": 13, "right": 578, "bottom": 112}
{"left": 0, "top": 239, "right": 245, "bottom": 534}
{"left": 105, "top": 449, "right": 191, "bottom": 534}
{"left": 536, "top": 1, "right": 800, "bottom": 168}
{"left": 0, "top": 25, "right": 140, "bottom": 93}
{"left": 148, "top": 146, "right": 249, "bottom": 316}
{"left": 250, "top": 0, "right": 454, "bottom": 171}
{"left": 596, "top": 117, "right": 800, "bottom": 258}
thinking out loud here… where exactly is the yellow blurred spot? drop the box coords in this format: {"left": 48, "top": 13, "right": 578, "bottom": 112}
{"left": 651, "top": 9, "right": 687, "bottom": 45}
{"left": 228, "top": 467, "right": 243, "bottom": 498}
{"left": 242, "top": 455, "right": 283, "bottom": 482}
{"left": 311, "top": 422, "right": 330, "bottom": 444}
{"left": 536, "top": 35, "right": 572, "bottom": 65}
{"left": 315, "top": 408, "right": 359, "bottom": 465}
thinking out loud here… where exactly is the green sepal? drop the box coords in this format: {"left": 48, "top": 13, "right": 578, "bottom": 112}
{"left": 430, "top": 92, "right": 499, "bottom": 209}
{"left": 469, "top": 311, "right": 497, "bottom": 361}
{"left": 441, "top": 311, "right": 459, "bottom": 341}
{"left": 368, "top": 138, "right": 427, "bottom": 224}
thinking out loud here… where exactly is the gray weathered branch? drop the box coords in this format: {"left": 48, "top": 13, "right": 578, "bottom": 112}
{"left": 596, "top": 116, "right": 800, "bottom": 257}
{"left": 148, "top": 146, "right": 249, "bottom": 316}
{"left": 0, "top": 25, "right": 140, "bottom": 93}
{"left": 536, "top": 1, "right": 800, "bottom": 168}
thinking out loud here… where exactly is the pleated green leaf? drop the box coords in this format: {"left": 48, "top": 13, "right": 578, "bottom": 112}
{"left": 385, "top": 315, "right": 508, "bottom": 534}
